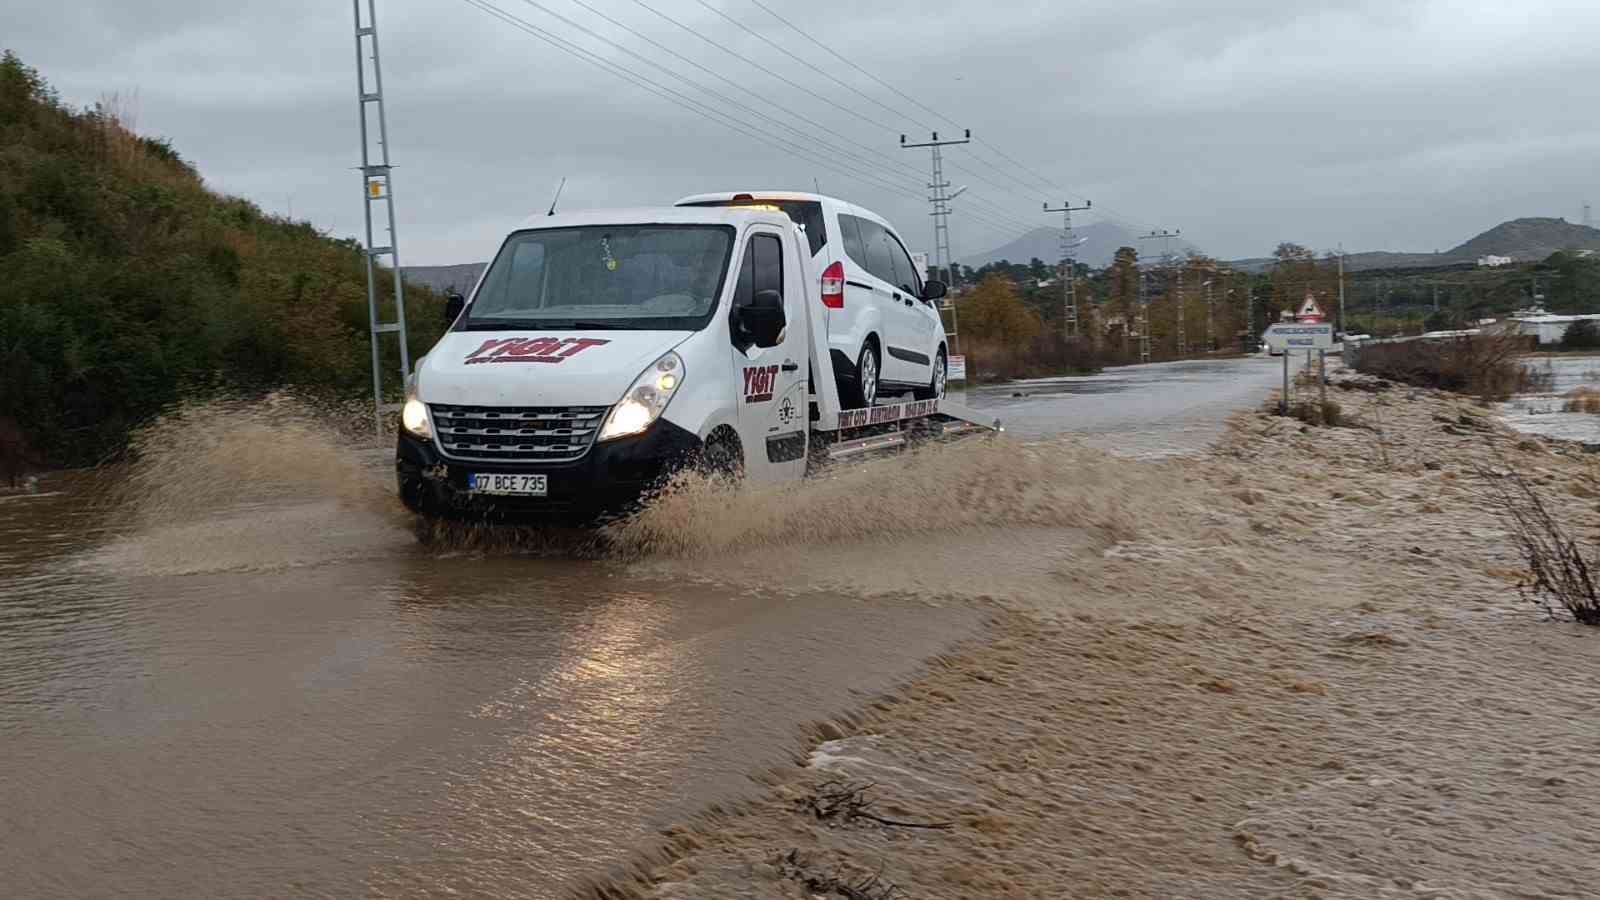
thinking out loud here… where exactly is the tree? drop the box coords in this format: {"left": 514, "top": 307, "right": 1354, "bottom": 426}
{"left": 956, "top": 275, "right": 1042, "bottom": 347}
{"left": 1103, "top": 247, "right": 1141, "bottom": 357}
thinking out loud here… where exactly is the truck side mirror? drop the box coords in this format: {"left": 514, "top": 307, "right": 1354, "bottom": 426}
{"left": 921, "top": 280, "right": 948, "bottom": 302}
{"left": 739, "top": 289, "right": 785, "bottom": 347}
{"left": 444, "top": 290, "right": 465, "bottom": 326}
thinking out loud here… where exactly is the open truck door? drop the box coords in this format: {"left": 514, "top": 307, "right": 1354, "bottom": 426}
{"left": 728, "top": 223, "right": 808, "bottom": 482}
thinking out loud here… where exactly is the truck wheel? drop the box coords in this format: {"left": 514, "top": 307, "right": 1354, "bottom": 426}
{"left": 840, "top": 342, "right": 879, "bottom": 409}
{"left": 914, "top": 348, "right": 947, "bottom": 400}
{"left": 699, "top": 430, "right": 744, "bottom": 480}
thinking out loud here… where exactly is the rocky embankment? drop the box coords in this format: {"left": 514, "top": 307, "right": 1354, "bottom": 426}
{"left": 588, "top": 373, "right": 1600, "bottom": 899}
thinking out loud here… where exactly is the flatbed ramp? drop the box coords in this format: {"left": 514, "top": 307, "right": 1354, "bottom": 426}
{"left": 818, "top": 396, "right": 1002, "bottom": 464}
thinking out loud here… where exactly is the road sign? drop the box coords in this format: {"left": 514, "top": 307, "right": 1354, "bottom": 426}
{"left": 1263, "top": 321, "right": 1334, "bottom": 352}
{"left": 947, "top": 354, "right": 967, "bottom": 381}
{"left": 1297, "top": 295, "right": 1326, "bottom": 322}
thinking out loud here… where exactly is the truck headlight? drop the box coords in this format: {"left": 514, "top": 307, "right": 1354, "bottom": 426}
{"left": 401, "top": 397, "right": 432, "bottom": 439}
{"left": 599, "top": 351, "right": 684, "bottom": 441}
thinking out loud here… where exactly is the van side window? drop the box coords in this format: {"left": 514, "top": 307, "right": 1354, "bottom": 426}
{"left": 729, "top": 233, "right": 785, "bottom": 350}
{"left": 885, "top": 231, "right": 923, "bottom": 298}
{"left": 839, "top": 214, "right": 868, "bottom": 270}
{"left": 856, "top": 218, "right": 897, "bottom": 287}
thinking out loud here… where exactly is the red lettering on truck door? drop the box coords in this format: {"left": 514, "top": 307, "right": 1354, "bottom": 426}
{"left": 463, "top": 336, "right": 611, "bottom": 364}
{"left": 743, "top": 365, "right": 779, "bottom": 403}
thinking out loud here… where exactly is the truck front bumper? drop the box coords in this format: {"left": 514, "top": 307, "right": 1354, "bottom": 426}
{"left": 395, "top": 419, "right": 703, "bottom": 525}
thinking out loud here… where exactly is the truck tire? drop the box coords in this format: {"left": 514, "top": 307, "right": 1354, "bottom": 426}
{"left": 914, "top": 348, "right": 947, "bottom": 400}
{"left": 699, "top": 430, "right": 744, "bottom": 479}
{"left": 840, "top": 342, "right": 879, "bottom": 409}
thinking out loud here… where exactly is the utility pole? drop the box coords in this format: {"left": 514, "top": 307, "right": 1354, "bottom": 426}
{"left": 352, "top": 0, "right": 411, "bottom": 434}
{"left": 1043, "top": 199, "right": 1092, "bottom": 341}
{"left": 1337, "top": 245, "right": 1346, "bottom": 336}
{"left": 1138, "top": 229, "right": 1181, "bottom": 358}
{"left": 1136, "top": 270, "right": 1152, "bottom": 363}
{"left": 903, "top": 130, "right": 971, "bottom": 355}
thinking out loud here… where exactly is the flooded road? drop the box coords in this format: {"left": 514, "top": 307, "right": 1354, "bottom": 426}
{"left": 961, "top": 355, "right": 1290, "bottom": 456}
{"left": 0, "top": 357, "right": 1282, "bottom": 898}
{"left": 1497, "top": 353, "right": 1600, "bottom": 444}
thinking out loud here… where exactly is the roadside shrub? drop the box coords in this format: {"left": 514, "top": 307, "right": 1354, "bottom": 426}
{"left": 1561, "top": 319, "right": 1600, "bottom": 351}
{"left": 1269, "top": 397, "right": 1342, "bottom": 427}
{"left": 1477, "top": 464, "right": 1600, "bottom": 625}
{"left": 1351, "top": 333, "right": 1542, "bottom": 401}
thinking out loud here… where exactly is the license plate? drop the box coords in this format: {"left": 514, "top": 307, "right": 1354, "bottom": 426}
{"left": 468, "top": 473, "right": 548, "bottom": 496}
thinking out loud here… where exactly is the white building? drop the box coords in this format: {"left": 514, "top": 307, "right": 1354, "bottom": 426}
{"left": 1477, "top": 254, "right": 1516, "bottom": 267}
{"left": 1508, "top": 312, "right": 1600, "bottom": 344}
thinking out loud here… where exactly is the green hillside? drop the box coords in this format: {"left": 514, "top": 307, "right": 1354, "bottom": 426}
{"left": 0, "top": 51, "right": 443, "bottom": 471}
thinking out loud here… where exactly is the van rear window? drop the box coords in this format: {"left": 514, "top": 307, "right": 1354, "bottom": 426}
{"left": 681, "top": 199, "right": 827, "bottom": 256}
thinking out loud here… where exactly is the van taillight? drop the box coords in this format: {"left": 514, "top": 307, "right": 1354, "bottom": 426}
{"left": 821, "top": 261, "right": 845, "bottom": 309}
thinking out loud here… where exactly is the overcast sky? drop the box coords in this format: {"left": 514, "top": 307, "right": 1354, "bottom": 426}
{"left": 9, "top": 0, "right": 1600, "bottom": 264}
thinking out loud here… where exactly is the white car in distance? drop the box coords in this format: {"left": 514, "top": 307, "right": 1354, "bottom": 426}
{"left": 676, "top": 191, "right": 949, "bottom": 407}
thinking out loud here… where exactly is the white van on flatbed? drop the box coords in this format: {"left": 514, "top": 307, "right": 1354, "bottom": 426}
{"left": 676, "top": 191, "right": 949, "bottom": 407}
{"left": 396, "top": 206, "right": 996, "bottom": 524}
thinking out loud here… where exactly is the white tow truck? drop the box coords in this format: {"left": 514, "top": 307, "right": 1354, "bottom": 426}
{"left": 395, "top": 205, "right": 998, "bottom": 523}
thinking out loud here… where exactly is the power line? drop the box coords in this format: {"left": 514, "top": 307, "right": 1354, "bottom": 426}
{"left": 689, "top": 0, "right": 920, "bottom": 132}
{"left": 459, "top": 0, "right": 1055, "bottom": 252}
{"left": 736, "top": 0, "right": 1157, "bottom": 233}
{"left": 459, "top": 0, "right": 927, "bottom": 205}
{"left": 505, "top": 0, "right": 929, "bottom": 196}
{"left": 745, "top": 0, "right": 955, "bottom": 129}
{"left": 468, "top": 0, "right": 1030, "bottom": 244}
{"left": 617, "top": 0, "right": 1041, "bottom": 235}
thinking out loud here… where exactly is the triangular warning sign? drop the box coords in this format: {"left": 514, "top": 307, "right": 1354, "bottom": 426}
{"left": 1297, "top": 293, "right": 1325, "bottom": 322}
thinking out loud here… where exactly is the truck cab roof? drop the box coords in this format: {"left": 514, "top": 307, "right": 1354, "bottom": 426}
{"left": 511, "top": 206, "right": 794, "bottom": 232}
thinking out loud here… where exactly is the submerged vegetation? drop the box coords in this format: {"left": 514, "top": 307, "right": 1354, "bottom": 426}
{"left": 1350, "top": 334, "right": 1548, "bottom": 401}
{"left": 0, "top": 51, "right": 444, "bottom": 470}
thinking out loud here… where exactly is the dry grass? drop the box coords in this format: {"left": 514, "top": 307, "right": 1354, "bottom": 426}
{"left": 1476, "top": 462, "right": 1600, "bottom": 625}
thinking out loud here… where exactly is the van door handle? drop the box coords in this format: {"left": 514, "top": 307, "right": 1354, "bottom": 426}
{"left": 781, "top": 360, "right": 800, "bottom": 372}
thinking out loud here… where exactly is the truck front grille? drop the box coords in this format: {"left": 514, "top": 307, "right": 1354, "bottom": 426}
{"left": 428, "top": 404, "right": 609, "bottom": 463}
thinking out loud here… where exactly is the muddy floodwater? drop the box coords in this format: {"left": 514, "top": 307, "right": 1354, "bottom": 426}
{"left": 0, "top": 358, "right": 1285, "bottom": 898}
{"left": 1498, "top": 353, "right": 1600, "bottom": 443}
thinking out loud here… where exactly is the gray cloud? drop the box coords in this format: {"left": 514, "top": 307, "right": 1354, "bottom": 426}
{"left": 9, "top": 0, "right": 1600, "bottom": 264}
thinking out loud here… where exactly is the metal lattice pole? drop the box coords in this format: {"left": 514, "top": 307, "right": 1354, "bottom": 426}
{"left": 354, "top": 0, "right": 411, "bottom": 434}
{"left": 1137, "top": 271, "right": 1152, "bottom": 363}
{"left": 903, "top": 131, "right": 970, "bottom": 355}
{"left": 1044, "top": 200, "right": 1091, "bottom": 341}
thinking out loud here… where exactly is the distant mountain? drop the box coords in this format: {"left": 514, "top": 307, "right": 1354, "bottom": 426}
{"left": 1225, "top": 217, "right": 1600, "bottom": 274}
{"left": 1447, "top": 217, "right": 1600, "bottom": 260}
{"left": 402, "top": 263, "right": 486, "bottom": 295}
{"left": 960, "top": 223, "right": 1198, "bottom": 270}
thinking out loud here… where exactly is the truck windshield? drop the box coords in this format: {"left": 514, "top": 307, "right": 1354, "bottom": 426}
{"left": 460, "top": 224, "right": 735, "bottom": 331}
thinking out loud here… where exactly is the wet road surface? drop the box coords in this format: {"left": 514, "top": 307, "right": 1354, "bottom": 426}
{"left": 0, "top": 356, "right": 1284, "bottom": 898}
{"left": 960, "top": 355, "right": 1291, "bottom": 455}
